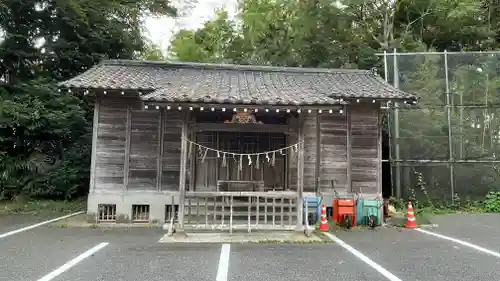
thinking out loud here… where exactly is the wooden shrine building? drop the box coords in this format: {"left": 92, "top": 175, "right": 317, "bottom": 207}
{"left": 59, "top": 60, "right": 417, "bottom": 231}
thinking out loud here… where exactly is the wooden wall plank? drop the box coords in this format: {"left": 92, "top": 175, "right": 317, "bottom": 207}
{"left": 156, "top": 109, "right": 165, "bottom": 190}
{"left": 128, "top": 107, "right": 160, "bottom": 189}
{"left": 124, "top": 104, "right": 131, "bottom": 188}
{"left": 94, "top": 99, "right": 127, "bottom": 189}
{"left": 161, "top": 111, "right": 182, "bottom": 190}
{"left": 89, "top": 98, "right": 100, "bottom": 191}
{"left": 350, "top": 105, "right": 379, "bottom": 194}
{"left": 319, "top": 112, "right": 348, "bottom": 193}
{"left": 302, "top": 114, "right": 317, "bottom": 192}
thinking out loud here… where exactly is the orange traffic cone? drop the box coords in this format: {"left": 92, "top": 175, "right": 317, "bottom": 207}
{"left": 319, "top": 204, "right": 329, "bottom": 232}
{"left": 405, "top": 201, "right": 418, "bottom": 229}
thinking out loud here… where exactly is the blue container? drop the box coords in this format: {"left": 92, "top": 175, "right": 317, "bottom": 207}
{"left": 303, "top": 196, "right": 322, "bottom": 225}
{"left": 358, "top": 199, "right": 381, "bottom": 226}
{"left": 356, "top": 199, "right": 365, "bottom": 225}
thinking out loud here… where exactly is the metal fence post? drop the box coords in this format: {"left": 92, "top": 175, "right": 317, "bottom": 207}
{"left": 443, "top": 50, "right": 455, "bottom": 203}
{"left": 384, "top": 51, "right": 396, "bottom": 199}
{"left": 392, "top": 48, "right": 402, "bottom": 198}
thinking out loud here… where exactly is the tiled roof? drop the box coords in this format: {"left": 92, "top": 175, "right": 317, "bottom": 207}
{"left": 59, "top": 60, "right": 417, "bottom": 105}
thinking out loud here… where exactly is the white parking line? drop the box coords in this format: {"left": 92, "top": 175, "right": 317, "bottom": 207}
{"left": 37, "top": 242, "right": 109, "bottom": 281}
{"left": 323, "top": 233, "right": 403, "bottom": 281}
{"left": 0, "top": 211, "right": 84, "bottom": 239}
{"left": 415, "top": 228, "right": 500, "bottom": 258}
{"left": 216, "top": 244, "right": 231, "bottom": 281}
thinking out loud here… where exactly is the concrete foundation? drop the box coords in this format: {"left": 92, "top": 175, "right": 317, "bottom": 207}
{"left": 86, "top": 190, "right": 180, "bottom": 223}
{"left": 85, "top": 190, "right": 379, "bottom": 226}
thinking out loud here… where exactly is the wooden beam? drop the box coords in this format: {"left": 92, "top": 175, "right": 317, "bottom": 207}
{"left": 156, "top": 108, "right": 165, "bottom": 191}
{"left": 89, "top": 98, "right": 100, "bottom": 191}
{"left": 377, "top": 108, "right": 383, "bottom": 195}
{"left": 178, "top": 112, "right": 189, "bottom": 229}
{"left": 296, "top": 114, "right": 305, "bottom": 229}
{"left": 185, "top": 191, "right": 297, "bottom": 198}
{"left": 346, "top": 106, "right": 352, "bottom": 192}
{"left": 141, "top": 101, "right": 345, "bottom": 111}
{"left": 315, "top": 113, "right": 321, "bottom": 195}
{"left": 189, "top": 129, "right": 196, "bottom": 192}
{"left": 192, "top": 123, "right": 293, "bottom": 133}
{"left": 124, "top": 103, "right": 132, "bottom": 189}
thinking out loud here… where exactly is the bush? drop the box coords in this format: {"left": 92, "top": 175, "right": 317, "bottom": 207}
{"left": 0, "top": 81, "right": 91, "bottom": 200}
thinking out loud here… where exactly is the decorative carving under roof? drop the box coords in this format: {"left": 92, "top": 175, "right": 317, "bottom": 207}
{"left": 224, "top": 111, "right": 263, "bottom": 124}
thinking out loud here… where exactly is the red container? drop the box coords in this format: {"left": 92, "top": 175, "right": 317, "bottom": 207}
{"left": 334, "top": 199, "right": 357, "bottom": 226}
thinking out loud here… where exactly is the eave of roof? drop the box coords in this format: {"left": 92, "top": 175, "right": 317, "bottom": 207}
{"left": 58, "top": 60, "right": 418, "bottom": 106}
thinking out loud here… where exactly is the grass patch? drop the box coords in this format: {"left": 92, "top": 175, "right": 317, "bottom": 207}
{"left": 0, "top": 197, "right": 86, "bottom": 216}
{"left": 54, "top": 223, "right": 68, "bottom": 228}
{"left": 246, "top": 239, "right": 332, "bottom": 244}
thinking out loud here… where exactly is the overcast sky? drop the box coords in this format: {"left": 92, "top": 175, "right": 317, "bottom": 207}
{"left": 0, "top": 1, "right": 237, "bottom": 56}
{"left": 144, "top": 0, "right": 238, "bottom": 53}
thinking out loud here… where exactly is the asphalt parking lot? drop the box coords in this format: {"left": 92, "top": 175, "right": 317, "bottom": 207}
{"left": 1, "top": 214, "right": 500, "bottom": 281}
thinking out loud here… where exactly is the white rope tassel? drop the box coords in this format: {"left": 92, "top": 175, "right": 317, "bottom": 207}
{"left": 222, "top": 153, "right": 227, "bottom": 167}
{"left": 201, "top": 147, "right": 208, "bottom": 163}
{"left": 256, "top": 154, "right": 260, "bottom": 170}
{"left": 239, "top": 154, "right": 243, "bottom": 171}
{"left": 197, "top": 146, "right": 204, "bottom": 159}
{"left": 247, "top": 154, "right": 252, "bottom": 166}
{"left": 180, "top": 138, "right": 303, "bottom": 163}
{"left": 271, "top": 151, "right": 276, "bottom": 166}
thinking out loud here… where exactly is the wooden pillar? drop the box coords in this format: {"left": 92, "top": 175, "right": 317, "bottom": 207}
{"left": 124, "top": 103, "right": 132, "bottom": 189}
{"left": 178, "top": 112, "right": 189, "bottom": 229}
{"left": 346, "top": 105, "right": 352, "bottom": 193}
{"left": 315, "top": 113, "right": 321, "bottom": 195}
{"left": 188, "top": 130, "right": 196, "bottom": 192}
{"left": 89, "top": 97, "right": 100, "bottom": 191}
{"left": 156, "top": 109, "right": 165, "bottom": 191}
{"left": 296, "top": 113, "right": 305, "bottom": 229}
{"left": 377, "top": 107, "right": 383, "bottom": 195}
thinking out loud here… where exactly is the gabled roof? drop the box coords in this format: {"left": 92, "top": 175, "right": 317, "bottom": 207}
{"left": 58, "top": 60, "right": 417, "bottom": 106}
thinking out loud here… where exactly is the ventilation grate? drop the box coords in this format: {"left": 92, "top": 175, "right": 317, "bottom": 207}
{"left": 132, "top": 205, "right": 150, "bottom": 222}
{"left": 98, "top": 204, "right": 116, "bottom": 222}
{"left": 165, "top": 204, "right": 179, "bottom": 223}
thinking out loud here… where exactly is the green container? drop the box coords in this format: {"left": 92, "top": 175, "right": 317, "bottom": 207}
{"left": 359, "top": 199, "right": 381, "bottom": 226}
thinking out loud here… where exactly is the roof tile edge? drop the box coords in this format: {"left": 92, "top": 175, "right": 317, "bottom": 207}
{"left": 100, "top": 59, "right": 373, "bottom": 74}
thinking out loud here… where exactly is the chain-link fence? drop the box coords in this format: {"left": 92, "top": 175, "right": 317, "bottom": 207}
{"left": 381, "top": 51, "right": 500, "bottom": 205}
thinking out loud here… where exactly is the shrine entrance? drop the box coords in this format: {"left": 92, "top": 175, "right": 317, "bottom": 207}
{"left": 178, "top": 108, "right": 304, "bottom": 232}
{"left": 193, "top": 131, "right": 288, "bottom": 193}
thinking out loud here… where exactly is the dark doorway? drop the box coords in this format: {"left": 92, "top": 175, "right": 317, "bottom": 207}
{"left": 382, "top": 126, "right": 392, "bottom": 198}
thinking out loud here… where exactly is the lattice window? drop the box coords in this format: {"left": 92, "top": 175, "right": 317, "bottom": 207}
{"left": 165, "top": 204, "right": 179, "bottom": 223}
{"left": 98, "top": 204, "right": 116, "bottom": 222}
{"left": 132, "top": 205, "right": 150, "bottom": 222}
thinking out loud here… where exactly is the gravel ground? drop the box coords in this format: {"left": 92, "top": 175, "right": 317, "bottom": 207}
{"left": 428, "top": 213, "right": 500, "bottom": 252}
{"left": 334, "top": 227, "right": 500, "bottom": 281}
{"left": 0, "top": 214, "right": 60, "bottom": 234}
{"left": 229, "top": 244, "right": 389, "bottom": 281}
{"left": 1, "top": 214, "right": 500, "bottom": 281}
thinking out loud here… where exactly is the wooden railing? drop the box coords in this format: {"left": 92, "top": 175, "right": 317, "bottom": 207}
{"left": 181, "top": 191, "right": 299, "bottom": 233}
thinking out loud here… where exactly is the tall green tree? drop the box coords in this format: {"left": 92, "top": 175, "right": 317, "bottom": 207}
{"left": 168, "top": 0, "right": 500, "bottom": 202}
{"left": 0, "top": 0, "right": 176, "bottom": 199}
{"left": 170, "top": 0, "right": 379, "bottom": 69}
